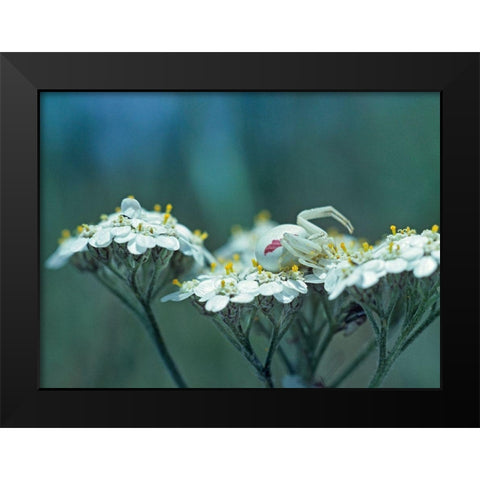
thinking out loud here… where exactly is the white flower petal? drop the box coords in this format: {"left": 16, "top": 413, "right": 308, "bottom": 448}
{"left": 303, "top": 274, "right": 323, "bottom": 284}
{"left": 156, "top": 235, "right": 180, "bottom": 251}
{"left": 401, "top": 247, "right": 424, "bottom": 262}
{"left": 408, "top": 236, "right": 428, "bottom": 248}
{"left": 205, "top": 295, "right": 230, "bottom": 312}
{"left": 328, "top": 280, "right": 348, "bottom": 300}
{"left": 362, "top": 259, "right": 385, "bottom": 273}
{"left": 45, "top": 250, "right": 71, "bottom": 269}
{"left": 358, "top": 271, "right": 380, "bottom": 289}
{"left": 111, "top": 226, "right": 131, "bottom": 237}
{"left": 89, "top": 229, "right": 113, "bottom": 248}
{"left": 114, "top": 231, "right": 136, "bottom": 244}
{"left": 258, "top": 282, "right": 283, "bottom": 296}
{"left": 69, "top": 237, "right": 90, "bottom": 252}
{"left": 192, "top": 248, "right": 206, "bottom": 264}
{"left": 230, "top": 293, "right": 256, "bottom": 303}
{"left": 136, "top": 234, "right": 156, "bottom": 249}
{"left": 312, "top": 268, "right": 328, "bottom": 281}
{"left": 127, "top": 238, "right": 147, "bottom": 255}
{"left": 324, "top": 270, "right": 342, "bottom": 292}
{"left": 385, "top": 258, "right": 408, "bottom": 273}
{"left": 194, "top": 279, "right": 217, "bottom": 298}
{"left": 161, "top": 291, "right": 193, "bottom": 302}
{"left": 413, "top": 256, "right": 438, "bottom": 278}
{"left": 178, "top": 238, "right": 194, "bottom": 255}
{"left": 237, "top": 280, "right": 259, "bottom": 293}
{"left": 284, "top": 279, "right": 308, "bottom": 294}
{"left": 173, "top": 223, "right": 193, "bottom": 241}
{"left": 121, "top": 198, "right": 142, "bottom": 218}
{"left": 273, "top": 288, "right": 297, "bottom": 304}
{"left": 431, "top": 250, "right": 440, "bottom": 263}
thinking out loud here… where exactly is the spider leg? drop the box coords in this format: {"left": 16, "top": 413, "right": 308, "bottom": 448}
{"left": 297, "top": 206, "right": 354, "bottom": 235}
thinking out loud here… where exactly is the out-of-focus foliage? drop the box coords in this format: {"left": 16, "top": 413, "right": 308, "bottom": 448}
{"left": 40, "top": 92, "right": 440, "bottom": 387}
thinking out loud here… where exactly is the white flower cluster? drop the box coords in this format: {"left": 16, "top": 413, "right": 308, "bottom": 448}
{"left": 162, "top": 219, "right": 440, "bottom": 310}
{"left": 162, "top": 261, "right": 308, "bottom": 313}
{"left": 47, "top": 199, "right": 440, "bottom": 314}
{"left": 161, "top": 211, "right": 309, "bottom": 313}
{"left": 45, "top": 197, "right": 214, "bottom": 269}
{"left": 310, "top": 225, "right": 441, "bottom": 300}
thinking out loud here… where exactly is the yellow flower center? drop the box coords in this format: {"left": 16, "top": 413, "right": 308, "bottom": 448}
{"left": 254, "top": 209, "right": 271, "bottom": 223}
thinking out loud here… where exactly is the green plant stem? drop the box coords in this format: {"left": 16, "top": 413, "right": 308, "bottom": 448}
{"left": 96, "top": 267, "right": 188, "bottom": 388}
{"left": 277, "top": 345, "right": 295, "bottom": 375}
{"left": 255, "top": 320, "right": 294, "bottom": 374}
{"left": 94, "top": 272, "right": 142, "bottom": 317}
{"left": 312, "top": 330, "right": 334, "bottom": 370}
{"left": 263, "top": 323, "right": 280, "bottom": 387}
{"left": 368, "top": 309, "right": 439, "bottom": 388}
{"left": 210, "top": 315, "right": 273, "bottom": 388}
{"left": 140, "top": 302, "right": 188, "bottom": 388}
{"left": 261, "top": 310, "right": 298, "bottom": 386}
{"left": 329, "top": 339, "right": 376, "bottom": 388}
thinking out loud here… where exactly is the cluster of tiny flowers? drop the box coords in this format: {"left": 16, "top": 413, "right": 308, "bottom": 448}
{"left": 162, "top": 261, "right": 308, "bottom": 313}
{"left": 161, "top": 211, "right": 311, "bottom": 313}
{"left": 310, "top": 225, "right": 440, "bottom": 300}
{"left": 46, "top": 197, "right": 214, "bottom": 269}
{"left": 161, "top": 208, "right": 440, "bottom": 311}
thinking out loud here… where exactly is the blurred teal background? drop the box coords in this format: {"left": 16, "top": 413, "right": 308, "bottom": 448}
{"left": 40, "top": 92, "right": 440, "bottom": 388}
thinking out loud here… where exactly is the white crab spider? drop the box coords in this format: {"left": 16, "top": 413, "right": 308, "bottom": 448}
{"left": 254, "top": 206, "right": 354, "bottom": 273}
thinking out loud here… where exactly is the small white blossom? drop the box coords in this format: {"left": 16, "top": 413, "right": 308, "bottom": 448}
{"left": 192, "top": 275, "right": 260, "bottom": 312}
{"left": 372, "top": 225, "right": 440, "bottom": 278}
{"left": 45, "top": 224, "right": 113, "bottom": 269}
{"left": 246, "top": 264, "right": 308, "bottom": 304}
{"left": 112, "top": 218, "right": 180, "bottom": 255}
{"left": 161, "top": 279, "right": 200, "bottom": 302}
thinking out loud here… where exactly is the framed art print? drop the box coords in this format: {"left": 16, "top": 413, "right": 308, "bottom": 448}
{"left": 1, "top": 53, "right": 478, "bottom": 427}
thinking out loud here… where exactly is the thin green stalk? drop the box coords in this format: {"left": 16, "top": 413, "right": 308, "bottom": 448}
{"left": 368, "top": 322, "right": 388, "bottom": 388}
{"left": 94, "top": 272, "right": 142, "bottom": 317}
{"left": 140, "top": 302, "right": 188, "bottom": 388}
{"left": 312, "top": 329, "right": 334, "bottom": 369}
{"left": 399, "top": 309, "right": 439, "bottom": 355}
{"left": 263, "top": 323, "right": 280, "bottom": 387}
{"left": 146, "top": 258, "right": 168, "bottom": 302}
{"left": 368, "top": 306, "right": 439, "bottom": 388}
{"left": 211, "top": 315, "right": 272, "bottom": 388}
{"left": 256, "top": 319, "right": 294, "bottom": 374}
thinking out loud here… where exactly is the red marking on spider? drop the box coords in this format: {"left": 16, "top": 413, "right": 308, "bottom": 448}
{"left": 264, "top": 239, "right": 282, "bottom": 255}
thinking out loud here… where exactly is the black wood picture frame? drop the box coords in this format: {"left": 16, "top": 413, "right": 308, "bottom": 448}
{"left": 1, "top": 53, "right": 478, "bottom": 427}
